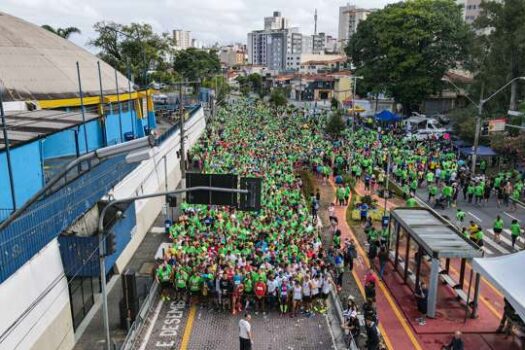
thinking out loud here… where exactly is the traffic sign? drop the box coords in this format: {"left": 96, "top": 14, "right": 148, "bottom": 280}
{"left": 240, "top": 177, "right": 262, "bottom": 211}
{"left": 186, "top": 173, "right": 238, "bottom": 207}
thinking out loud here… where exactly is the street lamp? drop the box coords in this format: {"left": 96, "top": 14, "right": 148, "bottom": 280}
{"left": 443, "top": 76, "right": 525, "bottom": 174}
{"left": 97, "top": 186, "right": 249, "bottom": 350}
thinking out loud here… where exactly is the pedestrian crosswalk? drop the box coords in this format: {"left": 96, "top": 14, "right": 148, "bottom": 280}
{"left": 485, "top": 228, "right": 524, "bottom": 250}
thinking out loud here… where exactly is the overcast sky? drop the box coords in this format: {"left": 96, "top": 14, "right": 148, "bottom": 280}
{"left": 2, "top": 0, "right": 399, "bottom": 52}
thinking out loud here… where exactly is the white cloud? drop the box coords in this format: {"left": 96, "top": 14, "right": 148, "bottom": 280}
{"left": 1, "top": 0, "right": 399, "bottom": 49}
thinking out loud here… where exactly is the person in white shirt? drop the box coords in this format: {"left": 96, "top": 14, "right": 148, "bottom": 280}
{"left": 239, "top": 313, "right": 253, "bottom": 350}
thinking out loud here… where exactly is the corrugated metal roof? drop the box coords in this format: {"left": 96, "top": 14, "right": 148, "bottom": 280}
{"left": 391, "top": 208, "right": 482, "bottom": 259}
{"left": 0, "top": 109, "right": 100, "bottom": 149}
{"left": 0, "top": 12, "right": 132, "bottom": 102}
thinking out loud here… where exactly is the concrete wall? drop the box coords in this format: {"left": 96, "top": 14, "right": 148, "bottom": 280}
{"left": 0, "top": 239, "right": 74, "bottom": 350}
{"left": 112, "top": 107, "right": 206, "bottom": 273}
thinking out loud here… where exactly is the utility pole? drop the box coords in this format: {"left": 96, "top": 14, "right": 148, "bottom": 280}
{"left": 0, "top": 88, "right": 17, "bottom": 210}
{"left": 383, "top": 152, "right": 391, "bottom": 216}
{"left": 471, "top": 99, "right": 483, "bottom": 175}
{"left": 179, "top": 81, "right": 186, "bottom": 187}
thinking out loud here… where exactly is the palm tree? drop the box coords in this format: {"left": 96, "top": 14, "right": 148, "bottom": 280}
{"left": 42, "top": 25, "right": 81, "bottom": 39}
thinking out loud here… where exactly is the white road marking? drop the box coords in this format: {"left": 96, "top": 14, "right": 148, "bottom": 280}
{"left": 467, "top": 211, "right": 482, "bottom": 222}
{"left": 504, "top": 212, "right": 521, "bottom": 222}
{"left": 138, "top": 299, "right": 164, "bottom": 350}
{"left": 324, "top": 314, "right": 338, "bottom": 350}
{"left": 150, "top": 226, "right": 166, "bottom": 234}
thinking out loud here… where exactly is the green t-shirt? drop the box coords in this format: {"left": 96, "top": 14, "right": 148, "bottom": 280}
{"left": 175, "top": 271, "right": 188, "bottom": 288}
{"left": 511, "top": 223, "right": 521, "bottom": 236}
{"left": 157, "top": 265, "right": 172, "bottom": 282}
{"left": 189, "top": 275, "right": 202, "bottom": 292}
{"left": 493, "top": 219, "right": 504, "bottom": 230}
{"left": 406, "top": 198, "right": 417, "bottom": 207}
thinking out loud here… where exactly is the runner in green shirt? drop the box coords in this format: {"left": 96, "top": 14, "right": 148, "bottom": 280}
{"left": 425, "top": 171, "right": 434, "bottom": 186}
{"left": 456, "top": 209, "right": 466, "bottom": 223}
{"left": 510, "top": 220, "right": 522, "bottom": 249}
{"left": 493, "top": 215, "right": 504, "bottom": 244}
{"left": 474, "top": 183, "right": 484, "bottom": 205}
{"left": 406, "top": 196, "right": 417, "bottom": 208}
{"left": 156, "top": 264, "right": 173, "bottom": 301}
{"left": 428, "top": 184, "right": 438, "bottom": 203}
{"left": 467, "top": 183, "right": 475, "bottom": 203}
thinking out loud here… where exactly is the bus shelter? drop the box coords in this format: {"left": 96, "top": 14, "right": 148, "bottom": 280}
{"left": 389, "top": 208, "right": 483, "bottom": 318}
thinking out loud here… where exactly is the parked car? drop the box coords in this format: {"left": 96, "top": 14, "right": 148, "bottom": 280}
{"left": 403, "top": 116, "right": 447, "bottom": 140}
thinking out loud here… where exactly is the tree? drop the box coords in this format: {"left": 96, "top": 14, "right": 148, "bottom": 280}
{"left": 347, "top": 0, "right": 472, "bottom": 114}
{"left": 269, "top": 88, "right": 288, "bottom": 108}
{"left": 235, "top": 73, "right": 265, "bottom": 97}
{"left": 172, "top": 48, "right": 221, "bottom": 82}
{"left": 474, "top": 0, "right": 525, "bottom": 111}
{"left": 326, "top": 111, "right": 346, "bottom": 138}
{"left": 42, "top": 25, "right": 81, "bottom": 39}
{"left": 90, "top": 21, "right": 175, "bottom": 86}
{"left": 202, "top": 76, "right": 230, "bottom": 101}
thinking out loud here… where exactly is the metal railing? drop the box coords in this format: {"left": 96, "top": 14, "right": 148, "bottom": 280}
{"left": 120, "top": 281, "right": 159, "bottom": 350}
{"left": 0, "top": 154, "right": 138, "bottom": 284}
{"left": 0, "top": 209, "right": 13, "bottom": 223}
{"left": 0, "top": 106, "right": 204, "bottom": 285}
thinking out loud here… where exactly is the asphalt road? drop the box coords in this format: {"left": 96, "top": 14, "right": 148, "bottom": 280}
{"left": 410, "top": 182, "right": 525, "bottom": 255}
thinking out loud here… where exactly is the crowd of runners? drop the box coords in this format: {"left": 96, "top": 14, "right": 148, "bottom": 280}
{"left": 330, "top": 126, "right": 525, "bottom": 251}
{"left": 152, "top": 99, "right": 523, "bottom": 350}
{"left": 155, "top": 101, "right": 345, "bottom": 319}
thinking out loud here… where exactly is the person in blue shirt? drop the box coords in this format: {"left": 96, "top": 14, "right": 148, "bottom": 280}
{"left": 360, "top": 203, "right": 369, "bottom": 223}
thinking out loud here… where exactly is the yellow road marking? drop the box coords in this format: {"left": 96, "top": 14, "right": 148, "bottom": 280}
{"left": 354, "top": 181, "right": 504, "bottom": 320}
{"left": 179, "top": 304, "right": 197, "bottom": 350}
{"left": 332, "top": 181, "right": 422, "bottom": 350}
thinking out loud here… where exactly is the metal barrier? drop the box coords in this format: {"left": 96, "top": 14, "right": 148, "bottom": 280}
{"left": 120, "top": 281, "right": 159, "bottom": 350}
{"left": 0, "top": 155, "right": 138, "bottom": 284}
{"left": 0, "top": 209, "right": 13, "bottom": 223}
{"left": 155, "top": 105, "right": 200, "bottom": 145}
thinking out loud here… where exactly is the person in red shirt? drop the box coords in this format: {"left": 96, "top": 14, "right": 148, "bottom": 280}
{"left": 254, "top": 278, "right": 267, "bottom": 315}
{"left": 364, "top": 268, "right": 378, "bottom": 285}
{"left": 232, "top": 283, "right": 244, "bottom": 315}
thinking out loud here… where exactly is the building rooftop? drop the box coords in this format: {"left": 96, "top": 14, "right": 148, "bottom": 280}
{"left": 0, "top": 109, "right": 100, "bottom": 150}
{"left": 0, "top": 11, "right": 132, "bottom": 102}
{"left": 391, "top": 208, "right": 482, "bottom": 259}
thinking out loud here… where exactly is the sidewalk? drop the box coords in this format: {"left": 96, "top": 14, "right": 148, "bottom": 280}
{"left": 316, "top": 177, "right": 367, "bottom": 349}
{"left": 353, "top": 179, "right": 521, "bottom": 350}
{"left": 74, "top": 214, "right": 169, "bottom": 350}
{"left": 329, "top": 178, "right": 424, "bottom": 350}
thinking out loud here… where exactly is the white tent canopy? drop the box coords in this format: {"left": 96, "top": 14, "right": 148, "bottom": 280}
{"left": 472, "top": 251, "right": 525, "bottom": 321}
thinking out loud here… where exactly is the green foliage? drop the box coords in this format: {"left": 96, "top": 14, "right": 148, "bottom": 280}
{"left": 42, "top": 25, "right": 81, "bottom": 39}
{"left": 473, "top": 0, "right": 525, "bottom": 111}
{"left": 296, "top": 170, "right": 316, "bottom": 200}
{"left": 90, "top": 21, "right": 175, "bottom": 86}
{"left": 173, "top": 48, "right": 221, "bottom": 81}
{"left": 325, "top": 112, "right": 346, "bottom": 138}
{"left": 201, "top": 76, "right": 231, "bottom": 101}
{"left": 236, "top": 73, "right": 265, "bottom": 97}
{"left": 360, "top": 195, "right": 375, "bottom": 207}
{"left": 491, "top": 133, "right": 525, "bottom": 164}
{"left": 448, "top": 105, "right": 478, "bottom": 142}
{"left": 347, "top": 0, "right": 472, "bottom": 114}
{"left": 269, "top": 88, "right": 288, "bottom": 108}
